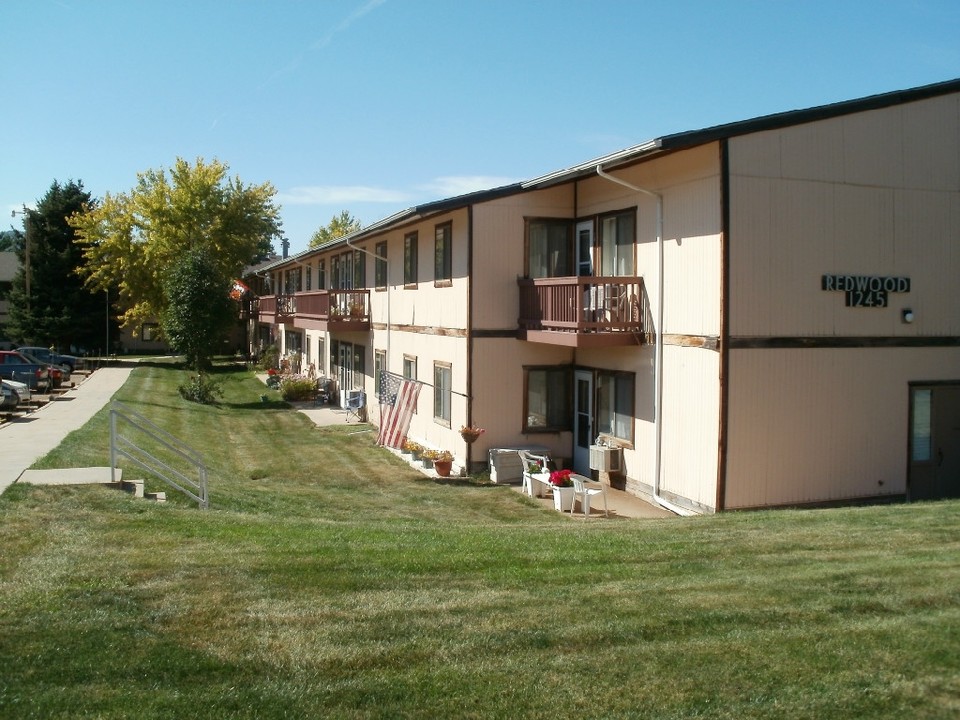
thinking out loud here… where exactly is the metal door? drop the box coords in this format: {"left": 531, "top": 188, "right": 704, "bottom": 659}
{"left": 909, "top": 385, "right": 960, "bottom": 500}
{"left": 573, "top": 370, "right": 593, "bottom": 475}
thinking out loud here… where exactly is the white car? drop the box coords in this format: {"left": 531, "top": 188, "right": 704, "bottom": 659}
{"left": 2, "top": 378, "right": 31, "bottom": 406}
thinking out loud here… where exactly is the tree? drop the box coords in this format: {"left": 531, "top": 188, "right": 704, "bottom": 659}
{"left": 6, "top": 180, "right": 117, "bottom": 351}
{"left": 162, "top": 246, "right": 236, "bottom": 370}
{"left": 308, "top": 210, "right": 362, "bottom": 248}
{"left": 0, "top": 230, "right": 18, "bottom": 252}
{"left": 70, "top": 157, "right": 282, "bottom": 360}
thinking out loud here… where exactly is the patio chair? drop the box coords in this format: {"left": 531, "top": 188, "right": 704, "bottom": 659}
{"left": 345, "top": 389, "right": 366, "bottom": 423}
{"left": 572, "top": 475, "right": 608, "bottom": 518}
{"left": 517, "top": 450, "right": 552, "bottom": 497}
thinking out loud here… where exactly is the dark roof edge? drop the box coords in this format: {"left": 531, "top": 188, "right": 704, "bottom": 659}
{"left": 658, "top": 76, "right": 960, "bottom": 153}
{"left": 524, "top": 77, "right": 960, "bottom": 189}
{"left": 258, "top": 77, "right": 960, "bottom": 269}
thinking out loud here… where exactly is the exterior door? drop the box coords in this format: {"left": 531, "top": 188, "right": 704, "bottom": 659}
{"left": 337, "top": 343, "right": 353, "bottom": 408}
{"left": 909, "top": 385, "right": 960, "bottom": 500}
{"left": 573, "top": 370, "right": 593, "bottom": 475}
{"left": 577, "top": 221, "right": 594, "bottom": 276}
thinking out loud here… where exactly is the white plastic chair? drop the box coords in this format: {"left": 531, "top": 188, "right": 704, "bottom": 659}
{"left": 572, "top": 475, "right": 608, "bottom": 517}
{"left": 517, "top": 450, "right": 551, "bottom": 497}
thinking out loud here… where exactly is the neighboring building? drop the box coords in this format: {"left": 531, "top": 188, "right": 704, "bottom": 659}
{"left": 0, "top": 251, "right": 16, "bottom": 338}
{"left": 252, "top": 78, "right": 960, "bottom": 513}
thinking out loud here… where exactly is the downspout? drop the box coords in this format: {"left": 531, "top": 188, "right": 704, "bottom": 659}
{"left": 595, "top": 165, "right": 693, "bottom": 516}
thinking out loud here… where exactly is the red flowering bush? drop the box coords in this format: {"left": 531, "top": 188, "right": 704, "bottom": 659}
{"left": 549, "top": 469, "right": 572, "bottom": 487}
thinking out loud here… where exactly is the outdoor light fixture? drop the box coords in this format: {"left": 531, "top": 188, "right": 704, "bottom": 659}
{"left": 902, "top": 309, "right": 914, "bottom": 324}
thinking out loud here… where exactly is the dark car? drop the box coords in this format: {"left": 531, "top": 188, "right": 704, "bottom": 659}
{"left": 18, "top": 351, "right": 67, "bottom": 389}
{"left": 0, "top": 351, "right": 50, "bottom": 391}
{"left": 17, "top": 346, "right": 82, "bottom": 372}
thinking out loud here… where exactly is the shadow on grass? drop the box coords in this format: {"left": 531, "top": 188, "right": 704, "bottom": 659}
{"left": 225, "top": 400, "right": 291, "bottom": 410}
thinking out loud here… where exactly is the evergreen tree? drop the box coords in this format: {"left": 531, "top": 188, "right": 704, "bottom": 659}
{"left": 7, "top": 181, "right": 116, "bottom": 351}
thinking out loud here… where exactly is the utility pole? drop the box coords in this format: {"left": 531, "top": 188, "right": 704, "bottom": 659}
{"left": 11, "top": 207, "right": 29, "bottom": 309}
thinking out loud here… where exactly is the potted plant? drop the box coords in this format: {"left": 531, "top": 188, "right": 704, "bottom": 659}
{"left": 421, "top": 448, "right": 439, "bottom": 469}
{"left": 549, "top": 469, "right": 575, "bottom": 512}
{"left": 459, "top": 425, "right": 485, "bottom": 444}
{"left": 433, "top": 450, "right": 454, "bottom": 477}
{"left": 404, "top": 439, "right": 423, "bottom": 460}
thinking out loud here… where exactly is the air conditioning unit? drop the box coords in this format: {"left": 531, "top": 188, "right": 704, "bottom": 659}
{"left": 589, "top": 445, "right": 622, "bottom": 472}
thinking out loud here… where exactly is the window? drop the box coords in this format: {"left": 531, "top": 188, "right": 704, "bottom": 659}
{"left": 599, "top": 210, "right": 635, "bottom": 276}
{"left": 353, "top": 249, "right": 366, "bottom": 288}
{"left": 375, "top": 241, "right": 387, "bottom": 289}
{"left": 403, "top": 355, "right": 418, "bottom": 412}
{"left": 912, "top": 388, "right": 933, "bottom": 462}
{"left": 142, "top": 323, "right": 159, "bottom": 341}
{"left": 305, "top": 263, "right": 312, "bottom": 291}
{"left": 434, "top": 362, "right": 452, "bottom": 426}
{"left": 374, "top": 349, "right": 386, "bottom": 399}
{"left": 331, "top": 256, "right": 340, "bottom": 290}
{"left": 527, "top": 218, "right": 573, "bottom": 278}
{"left": 596, "top": 371, "right": 634, "bottom": 442}
{"left": 403, "top": 354, "right": 417, "bottom": 381}
{"left": 434, "top": 221, "right": 452, "bottom": 284}
{"left": 524, "top": 367, "right": 572, "bottom": 432}
{"left": 318, "top": 260, "right": 325, "bottom": 290}
{"left": 404, "top": 232, "right": 418, "bottom": 286}
{"left": 284, "top": 267, "right": 302, "bottom": 294}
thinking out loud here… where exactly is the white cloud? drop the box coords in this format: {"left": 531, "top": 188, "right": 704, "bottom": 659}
{"left": 277, "top": 185, "right": 413, "bottom": 206}
{"left": 418, "top": 175, "right": 519, "bottom": 197}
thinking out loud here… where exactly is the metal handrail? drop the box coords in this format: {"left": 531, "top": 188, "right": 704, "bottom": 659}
{"left": 109, "top": 400, "right": 208, "bottom": 509}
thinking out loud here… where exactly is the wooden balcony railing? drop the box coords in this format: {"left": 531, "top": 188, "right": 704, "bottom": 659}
{"left": 256, "top": 290, "right": 370, "bottom": 330}
{"left": 518, "top": 276, "right": 649, "bottom": 347}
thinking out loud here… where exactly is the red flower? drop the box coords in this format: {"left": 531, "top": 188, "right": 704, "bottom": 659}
{"left": 549, "top": 469, "right": 572, "bottom": 487}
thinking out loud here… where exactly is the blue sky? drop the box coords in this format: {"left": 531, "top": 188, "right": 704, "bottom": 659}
{"left": 3, "top": 0, "right": 959, "bottom": 255}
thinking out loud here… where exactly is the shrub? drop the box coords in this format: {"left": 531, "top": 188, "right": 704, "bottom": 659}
{"left": 256, "top": 344, "right": 279, "bottom": 371}
{"left": 280, "top": 377, "right": 316, "bottom": 401}
{"left": 177, "top": 373, "right": 223, "bottom": 405}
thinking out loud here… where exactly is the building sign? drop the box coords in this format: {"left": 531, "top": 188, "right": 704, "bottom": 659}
{"left": 821, "top": 275, "right": 910, "bottom": 308}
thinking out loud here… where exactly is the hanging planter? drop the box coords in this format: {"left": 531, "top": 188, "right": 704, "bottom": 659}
{"left": 459, "top": 425, "right": 485, "bottom": 444}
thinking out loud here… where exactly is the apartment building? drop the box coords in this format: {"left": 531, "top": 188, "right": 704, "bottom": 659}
{"left": 250, "top": 78, "right": 960, "bottom": 513}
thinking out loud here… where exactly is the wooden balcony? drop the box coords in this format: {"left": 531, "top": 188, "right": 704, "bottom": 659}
{"left": 257, "top": 290, "right": 370, "bottom": 332}
{"left": 256, "top": 295, "right": 295, "bottom": 324}
{"left": 518, "top": 276, "right": 649, "bottom": 347}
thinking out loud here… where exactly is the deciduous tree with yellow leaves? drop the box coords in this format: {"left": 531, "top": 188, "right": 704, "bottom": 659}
{"left": 70, "top": 157, "right": 281, "bottom": 365}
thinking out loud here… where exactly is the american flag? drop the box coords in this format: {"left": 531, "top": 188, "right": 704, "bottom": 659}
{"left": 376, "top": 371, "right": 421, "bottom": 449}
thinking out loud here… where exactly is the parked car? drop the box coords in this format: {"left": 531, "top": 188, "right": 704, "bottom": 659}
{"left": 0, "top": 351, "right": 50, "bottom": 391}
{"left": 0, "top": 381, "right": 18, "bottom": 411}
{"left": 18, "top": 350, "right": 67, "bottom": 389}
{"left": 17, "top": 346, "right": 82, "bottom": 372}
{"left": 2, "top": 377, "right": 31, "bottom": 405}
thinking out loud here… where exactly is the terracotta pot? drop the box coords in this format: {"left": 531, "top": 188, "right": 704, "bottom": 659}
{"left": 434, "top": 460, "right": 453, "bottom": 477}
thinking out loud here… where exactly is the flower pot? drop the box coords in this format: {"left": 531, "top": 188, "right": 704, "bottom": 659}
{"left": 422, "top": 458, "right": 434, "bottom": 469}
{"left": 434, "top": 459, "right": 453, "bottom": 477}
{"left": 552, "top": 486, "right": 575, "bottom": 512}
{"left": 460, "top": 430, "right": 481, "bottom": 444}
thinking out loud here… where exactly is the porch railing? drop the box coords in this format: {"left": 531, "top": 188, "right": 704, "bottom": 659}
{"left": 518, "top": 276, "right": 648, "bottom": 336}
{"left": 258, "top": 290, "right": 370, "bottom": 325}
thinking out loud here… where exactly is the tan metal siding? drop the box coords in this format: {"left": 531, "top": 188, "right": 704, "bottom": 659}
{"left": 725, "top": 346, "right": 960, "bottom": 509}
{"left": 729, "top": 92, "right": 960, "bottom": 338}
{"left": 471, "top": 186, "right": 574, "bottom": 331}
{"left": 658, "top": 344, "right": 721, "bottom": 510}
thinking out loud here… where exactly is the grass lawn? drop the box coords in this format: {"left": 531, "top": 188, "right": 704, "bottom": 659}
{"left": 2, "top": 361, "right": 959, "bottom": 719}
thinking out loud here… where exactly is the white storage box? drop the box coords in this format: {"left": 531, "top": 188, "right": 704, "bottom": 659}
{"left": 488, "top": 446, "right": 551, "bottom": 484}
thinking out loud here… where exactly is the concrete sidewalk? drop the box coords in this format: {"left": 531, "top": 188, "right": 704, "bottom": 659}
{"left": 0, "top": 365, "right": 134, "bottom": 496}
